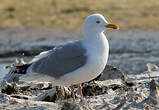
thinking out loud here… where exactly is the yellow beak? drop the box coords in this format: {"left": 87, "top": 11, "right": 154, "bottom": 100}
{"left": 105, "top": 24, "right": 119, "bottom": 29}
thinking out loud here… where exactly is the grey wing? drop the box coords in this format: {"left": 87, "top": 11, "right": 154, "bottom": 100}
{"left": 28, "top": 41, "right": 87, "bottom": 78}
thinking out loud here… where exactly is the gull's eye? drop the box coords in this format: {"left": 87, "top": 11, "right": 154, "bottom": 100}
{"left": 96, "top": 20, "right": 100, "bottom": 24}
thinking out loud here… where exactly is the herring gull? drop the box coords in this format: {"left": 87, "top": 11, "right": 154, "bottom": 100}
{"left": 16, "top": 13, "right": 118, "bottom": 100}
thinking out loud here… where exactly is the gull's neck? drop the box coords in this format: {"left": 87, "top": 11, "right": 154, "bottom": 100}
{"left": 82, "top": 30, "right": 109, "bottom": 56}
{"left": 83, "top": 30, "right": 106, "bottom": 43}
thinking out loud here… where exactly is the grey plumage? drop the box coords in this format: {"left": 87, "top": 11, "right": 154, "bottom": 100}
{"left": 29, "top": 40, "right": 87, "bottom": 79}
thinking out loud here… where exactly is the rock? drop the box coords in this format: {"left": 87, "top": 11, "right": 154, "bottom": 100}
{"left": 61, "top": 100, "right": 92, "bottom": 110}
{"left": 0, "top": 93, "right": 59, "bottom": 110}
{"left": 0, "top": 77, "right": 159, "bottom": 109}
{"left": 99, "top": 65, "right": 123, "bottom": 81}
{"left": 33, "top": 87, "right": 57, "bottom": 101}
{"left": 30, "top": 82, "right": 52, "bottom": 90}
{"left": 61, "top": 102, "right": 82, "bottom": 110}
{"left": 1, "top": 61, "right": 159, "bottom": 109}
{"left": 147, "top": 63, "right": 159, "bottom": 73}
{"left": 82, "top": 82, "right": 107, "bottom": 97}
{"left": 0, "top": 81, "right": 19, "bottom": 95}
{"left": 33, "top": 86, "right": 72, "bottom": 102}
{"left": 147, "top": 79, "right": 159, "bottom": 105}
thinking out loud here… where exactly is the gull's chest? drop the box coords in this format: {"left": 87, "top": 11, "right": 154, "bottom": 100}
{"left": 87, "top": 41, "right": 108, "bottom": 66}
{"left": 84, "top": 36, "right": 109, "bottom": 74}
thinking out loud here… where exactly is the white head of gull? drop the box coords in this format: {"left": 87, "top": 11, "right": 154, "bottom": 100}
{"left": 19, "top": 13, "right": 119, "bottom": 100}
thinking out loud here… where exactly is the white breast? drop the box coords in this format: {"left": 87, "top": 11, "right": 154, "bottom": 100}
{"left": 56, "top": 33, "right": 109, "bottom": 86}
{"left": 82, "top": 33, "right": 109, "bottom": 80}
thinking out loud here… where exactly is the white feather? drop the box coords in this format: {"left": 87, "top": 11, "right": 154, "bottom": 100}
{"left": 29, "top": 50, "right": 52, "bottom": 63}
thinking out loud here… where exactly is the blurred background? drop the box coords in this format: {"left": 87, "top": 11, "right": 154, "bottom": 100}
{"left": 0, "top": 0, "right": 159, "bottom": 78}
{"left": 0, "top": 0, "right": 159, "bottom": 30}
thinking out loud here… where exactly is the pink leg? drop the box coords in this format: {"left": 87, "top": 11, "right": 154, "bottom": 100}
{"left": 71, "top": 85, "right": 75, "bottom": 100}
{"left": 78, "top": 83, "right": 83, "bottom": 98}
